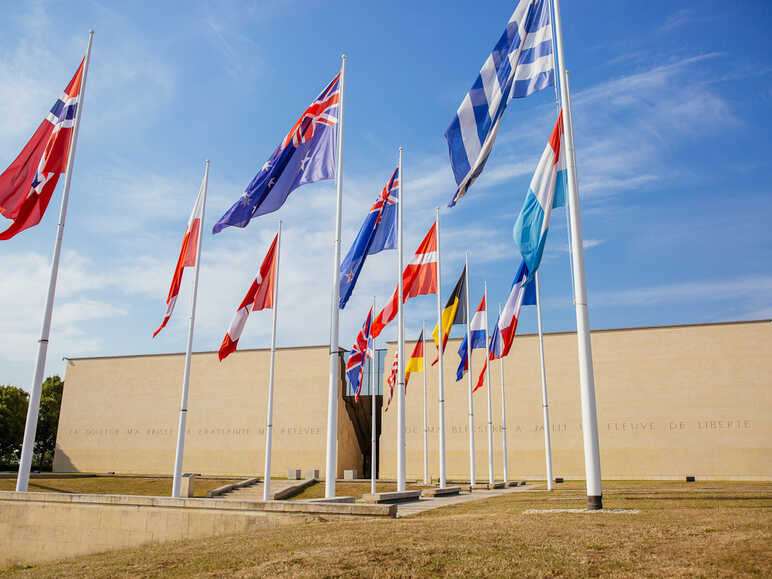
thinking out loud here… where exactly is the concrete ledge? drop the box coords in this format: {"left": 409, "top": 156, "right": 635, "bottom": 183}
{"left": 207, "top": 476, "right": 260, "bottom": 498}
{"left": 361, "top": 490, "right": 422, "bottom": 504}
{"left": 272, "top": 478, "right": 317, "bottom": 500}
{"left": 306, "top": 496, "right": 356, "bottom": 504}
{"left": 506, "top": 481, "right": 519, "bottom": 487}
{"left": 420, "top": 486, "right": 462, "bottom": 498}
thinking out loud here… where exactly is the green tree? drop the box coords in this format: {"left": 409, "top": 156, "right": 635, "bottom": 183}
{"left": 0, "top": 385, "right": 28, "bottom": 467}
{"left": 35, "top": 376, "right": 64, "bottom": 470}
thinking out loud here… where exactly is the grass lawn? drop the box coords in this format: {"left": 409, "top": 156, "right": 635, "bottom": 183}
{"left": 0, "top": 475, "right": 240, "bottom": 498}
{"left": 2, "top": 480, "right": 770, "bottom": 577}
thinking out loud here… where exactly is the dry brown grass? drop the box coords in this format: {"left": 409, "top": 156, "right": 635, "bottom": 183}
{"left": 2, "top": 481, "right": 771, "bottom": 577}
{"left": 0, "top": 475, "right": 240, "bottom": 498}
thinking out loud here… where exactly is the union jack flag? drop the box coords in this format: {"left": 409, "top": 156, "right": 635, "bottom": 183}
{"left": 346, "top": 306, "right": 374, "bottom": 402}
{"left": 339, "top": 166, "right": 399, "bottom": 308}
{"left": 282, "top": 73, "right": 341, "bottom": 148}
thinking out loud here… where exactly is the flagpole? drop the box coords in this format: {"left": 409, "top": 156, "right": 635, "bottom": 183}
{"left": 422, "top": 321, "right": 429, "bottom": 485}
{"left": 484, "top": 282, "right": 494, "bottom": 485}
{"left": 435, "top": 208, "right": 447, "bottom": 488}
{"left": 551, "top": 0, "right": 603, "bottom": 509}
{"left": 170, "top": 160, "right": 209, "bottom": 498}
{"left": 16, "top": 31, "right": 94, "bottom": 493}
{"left": 535, "top": 272, "right": 554, "bottom": 491}
{"left": 262, "top": 221, "right": 282, "bottom": 501}
{"left": 464, "top": 251, "right": 476, "bottom": 486}
{"left": 371, "top": 296, "right": 377, "bottom": 495}
{"left": 324, "top": 54, "right": 346, "bottom": 498}
{"left": 498, "top": 304, "right": 509, "bottom": 485}
{"left": 396, "top": 147, "right": 406, "bottom": 493}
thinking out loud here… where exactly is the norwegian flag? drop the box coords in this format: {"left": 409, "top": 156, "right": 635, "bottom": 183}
{"left": 371, "top": 220, "right": 438, "bottom": 338}
{"left": 153, "top": 173, "right": 208, "bottom": 337}
{"left": 0, "top": 59, "right": 85, "bottom": 239}
{"left": 384, "top": 351, "right": 399, "bottom": 412}
{"left": 219, "top": 234, "right": 279, "bottom": 360}
{"left": 346, "top": 306, "right": 374, "bottom": 402}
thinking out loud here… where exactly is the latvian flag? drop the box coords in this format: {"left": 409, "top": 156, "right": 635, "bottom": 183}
{"left": 457, "top": 294, "right": 488, "bottom": 383}
{"left": 0, "top": 58, "right": 85, "bottom": 239}
{"left": 153, "top": 175, "right": 207, "bottom": 337}
{"left": 371, "top": 220, "right": 438, "bottom": 338}
{"left": 218, "top": 234, "right": 279, "bottom": 360}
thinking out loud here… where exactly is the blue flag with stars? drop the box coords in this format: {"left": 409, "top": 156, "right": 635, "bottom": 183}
{"left": 213, "top": 72, "right": 341, "bottom": 234}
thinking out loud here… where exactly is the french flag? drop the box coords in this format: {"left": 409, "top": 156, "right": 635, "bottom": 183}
{"left": 456, "top": 294, "right": 488, "bottom": 381}
{"left": 218, "top": 234, "right": 279, "bottom": 360}
{"left": 513, "top": 112, "right": 567, "bottom": 276}
{"left": 153, "top": 175, "right": 207, "bottom": 337}
{"left": 475, "top": 261, "right": 536, "bottom": 390}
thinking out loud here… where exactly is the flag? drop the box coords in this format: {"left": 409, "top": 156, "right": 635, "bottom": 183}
{"left": 444, "top": 0, "right": 554, "bottom": 207}
{"left": 457, "top": 294, "right": 488, "bottom": 382}
{"left": 153, "top": 177, "right": 207, "bottom": 337}
{"left": 339, "top": 167, "right": 398, "bottom": 308}
{"left": 384, "top": 351, "right": 398, "bottom": 412}
{"left": 346, "top": 306, "right": 373, "bottom": 402}
{"left": 218, "top": 234, "right": 279, "bottom": 360}
{"left": 513, "top": 112, "right": 566, "bottom": 275}
{"left": 404, "top": 330, "right": 424, "bottom": 390}
{"left": 0, "top": 59, "right": 85, "bottom": 239}
{"left": 212, "top": 72, "right": 340, "bottom": 234}
{"left": 371, "top": 221, "right": 438, "bottom": 338}
{"left": 431, "top": 266, "right": 467, "bottom": 364}
{"left": 474, "top": 261, "right": 536, "bottom": 389}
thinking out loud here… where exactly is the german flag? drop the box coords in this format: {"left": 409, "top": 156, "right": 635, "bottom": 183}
{"left": 431, "top": 266, "right": 467, "bottom": 363}
{"left": 404, "top": 330, "right": 425, "bottom": 390}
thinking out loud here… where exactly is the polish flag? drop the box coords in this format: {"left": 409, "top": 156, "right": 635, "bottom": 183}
{"left": 218, "top": 234, "right": 279, "bottom": 361}
{"left": 371, "top": 221, "right": 438, "bottom": 338}
{"left": 153, "top": 178, "right": 207, "bottom": 337}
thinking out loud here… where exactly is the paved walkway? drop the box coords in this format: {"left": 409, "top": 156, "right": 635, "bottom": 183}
{"left": 395, "top": 484, "right": 542, "bottom": 517}
{"left": 220, "top": 479, "right": 303, "bottom": 501}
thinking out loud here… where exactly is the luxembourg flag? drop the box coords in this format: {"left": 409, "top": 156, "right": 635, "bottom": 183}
{"left": 513, "top": 112, "right": 567, "bottom": 275}
{"left": 456, "top": 294, "right": 488, "bottom": 381}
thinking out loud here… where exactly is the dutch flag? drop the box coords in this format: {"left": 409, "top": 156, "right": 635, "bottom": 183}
{"left": 456, "top": 294, "right": 488, "bottom": 381}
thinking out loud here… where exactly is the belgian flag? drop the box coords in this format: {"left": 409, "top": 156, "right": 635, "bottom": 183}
{"left": 431, "top": 266, "right": 467, "bottom": 363}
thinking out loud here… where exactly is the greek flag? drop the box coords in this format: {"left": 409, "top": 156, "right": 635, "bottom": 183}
{"left": 445, "top": 0, "right": 555, "bottom": 207}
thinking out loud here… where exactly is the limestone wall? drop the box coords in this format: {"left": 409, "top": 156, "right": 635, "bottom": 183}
{"left": 54, "top": 345, "right": 359, "bottom": 478}
{"left": 379, "top": 320, "right": 772, "bottom": 481}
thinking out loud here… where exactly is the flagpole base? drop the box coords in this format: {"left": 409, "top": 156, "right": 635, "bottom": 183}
{"left": 587, "top": 494, "right": 603, "bottom": 510}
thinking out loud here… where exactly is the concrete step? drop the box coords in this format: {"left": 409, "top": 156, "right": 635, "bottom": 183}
{"left": 361, "top": 490, "right": 422, "bottom": 504}
{"left": 420, "top": 486, "right": 462, "bottom": 498}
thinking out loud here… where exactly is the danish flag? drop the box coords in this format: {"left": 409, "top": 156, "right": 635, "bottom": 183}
{"left": 219, "top": 234, "right": 279, "bottom": 360}
{"left": 371, "top": 221, "right": 438, "bottom": 338}
{"left": 0, "top": 59, "right": 85, "bottom": 239}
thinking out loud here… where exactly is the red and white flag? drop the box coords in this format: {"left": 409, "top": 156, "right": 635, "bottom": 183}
{"left": 0, "top": 59, "right": 85, "bottom": 239}
{"left": 218, "top": 234, "right": 279, "bottom": 361}
{"left": 153, "top": 177, "right": 207, "bottom": 337}
{"left": 371, "top": 220, "right": 438, "bottom": 338}
{"left": 384, "top": 351, "right": 398, "bottom": 412}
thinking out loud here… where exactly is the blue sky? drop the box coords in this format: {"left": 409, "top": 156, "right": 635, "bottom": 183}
{"left": 0, "top": 1, "right": 770, "bottom": 390}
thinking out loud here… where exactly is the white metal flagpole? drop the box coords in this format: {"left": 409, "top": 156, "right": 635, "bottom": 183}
{"left": 498, "top": 304, "right": 509, "bottom": 485}
{"left": 484, "top": 282, "right": 494, "bottom": 485}
{"left": 422, "top": 321, "right": 429, "bottom": 485}
{"left": 435, "top": 208, "right": 447, "bottom": 489}
{"left": 324, "top": 54, "right": 346, "bottom": 498}
{"left": 551, "top": 0, "right": 603, "bottom": 509}
{"left": 396, "top": 147, "right": 406, "bottom": 493}
{"left": 171, "top": 160, "right": 209, "bottom": 498}
{"left": 464, "top": 252, "right": 476, "bottom": 486}
{"left": 16, "top": 31, "right": 94, "bottom": 493}
{"left": 263, "top": 221, "right": 282, "bottom": 501}
{"left": 535, "top": 272, "right": 554, "bottom": 491}
{"left": 370, "top": 296, "right": 377, "bottom": 495}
